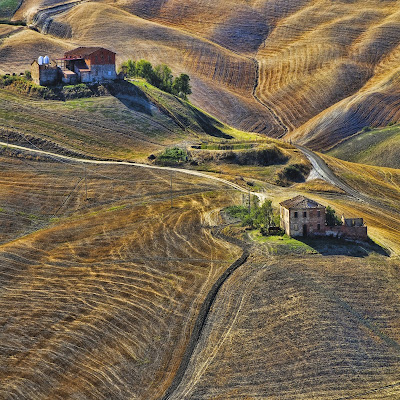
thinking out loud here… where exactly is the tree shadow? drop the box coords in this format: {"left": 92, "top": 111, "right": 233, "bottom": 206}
{"left": 296, "top": 236, "right": 390, "bottom": 258}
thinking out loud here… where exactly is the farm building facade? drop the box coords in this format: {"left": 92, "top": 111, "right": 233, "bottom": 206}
{"left": 280, "top": 195, "right": 368, "bottom": 240}
{"left": 31, "top": 47, "right": 117, "bottom": 86}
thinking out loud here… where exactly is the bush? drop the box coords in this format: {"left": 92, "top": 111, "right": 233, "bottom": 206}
{"left": 236, "top": 146, "right": 288, "bottom": 166}
{"left": 326, "top": 206, "right": 342, "bottom": 226}
{"left": 226, "top": 199, "right": 277, "bottom": 233}
{"left": 62, "top": 83, "right": 93, "bottom": 99}
{"left": 156, "top": 147, "right": 188, "bottom": 165}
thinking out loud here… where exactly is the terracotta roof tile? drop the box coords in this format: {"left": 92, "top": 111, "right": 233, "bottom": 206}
{"left": 280, "top": 195, "right": 325, "bottom": 209}
{"left": 64, "top": 47, "right": 115, "bottom": 58}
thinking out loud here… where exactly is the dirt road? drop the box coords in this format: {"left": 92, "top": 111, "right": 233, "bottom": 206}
{"left": 0, "top": 141, "right": 267, "bottom": 201}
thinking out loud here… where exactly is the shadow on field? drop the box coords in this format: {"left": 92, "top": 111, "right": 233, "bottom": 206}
{"left": 108, "top": 80, "right": 153, "bottom": 115}
{"left": 297, "top": 236, "right": 390, "bottom": 258}
{"left": 190, "top": 106, "right": 233, "bottom": 139}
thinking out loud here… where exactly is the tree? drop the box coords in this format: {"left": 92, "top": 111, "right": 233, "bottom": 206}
{"left": 136, "top": 60, "right": 154, "bottom": 82}
{"left": 326, "top": 206, "right": 342, "bottom": 226}
{"left": 252, "top": 200, "right": 274, "bottom": 230}
{"left": 126, "top": 59, "right": 136, "bottom": 77}
{"left": 172, "top": 73, "right": 192, "bottom": 99}
{"left": 153, "top": 64, "right": 173, "bottom": 92}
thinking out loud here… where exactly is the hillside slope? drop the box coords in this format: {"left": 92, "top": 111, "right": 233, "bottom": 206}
{"left": 327, "top": 124, "right": 400, "bottom": 168}
{"left": 170, "top": 255, "right": 400, "bottom": 399}
{"left": 0, "top": 81, "right": 262, "bottom": 160}
{"left": 2, "top": 0, "right": 399, "bottom": 148}
{"left": 0, "top": 156, "right": 242, "bottom": 400}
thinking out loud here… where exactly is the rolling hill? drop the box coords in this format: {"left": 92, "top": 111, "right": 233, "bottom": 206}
{"left": 0, "top": 155, "right": 243, "bottom": 400}
{"left": 169, "top": 255, "right": 400, "bottom": 399}
{"left": 1, "top": 1, "right": 400, "bottom": 399}
{"left": 327, "top": 123, "right": 400, "bottom": 168}
{"left": 0, "top": 0, "right": 399, "bottom": 148}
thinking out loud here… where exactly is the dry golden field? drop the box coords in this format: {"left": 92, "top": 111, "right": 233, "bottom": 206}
{"left": 169, "top": 254, "right": 400, "bottom": 399}
{"left": 0, "top": 86, "right": 263, "bottom": 161}
{"left": 0, "top": 148, "right": 399, "bottom": 399}
{"left": 0, "top": 154, "right": 244, "bottom": 399}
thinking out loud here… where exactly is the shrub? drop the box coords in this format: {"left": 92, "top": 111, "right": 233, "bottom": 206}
{"left": 236, "top": 146, "right": 288, "bottom": 166}
{"left": 172, "top": 73, "right": 192, "bottom": 99}
{"left": 62, "top": 83, "right": 93, "bottom": 99}
{"left": 156, "top": 147, "right": 188, "bottom": 165}
{"left": 121, "top": 58, "right": 191, "bottom": 98}
{"left": 326, "top": 206, "right": 342, "bottom": 226}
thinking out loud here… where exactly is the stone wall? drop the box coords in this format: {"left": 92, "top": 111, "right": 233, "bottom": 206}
{"left": 282, "top": 206, "right": 326, "bottom": 237}
{"left": 326, "top": 225, "right": 368, "bottom": 241}
{"left": 31, "top": 62, "right": 60, "bottom": 86}
{"left": 90, "top": 64, "right": 117, "bottom": 82}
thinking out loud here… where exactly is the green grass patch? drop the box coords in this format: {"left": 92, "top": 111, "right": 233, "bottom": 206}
{"left": 155, "top": 147, "right": 188, "bottom": 165}
{"left": 328, "top": 123, "right": 400, "bottom": 168}
{"left": 106, "top": 205, "right": 128, "bottom": 212}
{"left": 0, "top": 0, "right": 21, "bottom": 19}
{"left": 249, "top": 231, "right": 317, "bottom": 254}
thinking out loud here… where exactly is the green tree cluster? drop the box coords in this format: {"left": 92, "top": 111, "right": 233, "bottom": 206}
{"left": 226, "top": 198, "right": 278, "bottom": 234}
{"left": 325, "top": 206, "right": 342, "bottom": 226}
{"left": 121, "top": 59, "right": 192, "bottom": 99}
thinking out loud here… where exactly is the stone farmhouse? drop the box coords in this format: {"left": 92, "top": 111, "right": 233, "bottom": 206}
{"left": 280, "top": 195, "right": 368, "bottom": 240}
{"left": 31, "top": 47, "right": 117, "bottom": 86}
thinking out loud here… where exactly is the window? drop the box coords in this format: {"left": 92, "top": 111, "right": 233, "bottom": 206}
{"left": 294, "top": 212, "right": 298, "bottom": 218}
{"left": 294, "top": 224, "right": 299, "bottom": 231}
{"left": 317, "top": 224, "right": 321, "bottom": 231}
{"left": 303, "top": 211, "right": 307, "bottom": 218}
{"left": 317, "top": 210, "right": 321, "bottom": 218}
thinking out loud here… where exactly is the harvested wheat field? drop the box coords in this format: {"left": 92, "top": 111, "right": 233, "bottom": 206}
{"left": 169, "top": 254, "right": 400, "bottom": 399}
{"left": 0, "top": 86, "right": 261, "bottom": 161}
{"left": 0, "top": 154, "right": 244, "bottom": 400}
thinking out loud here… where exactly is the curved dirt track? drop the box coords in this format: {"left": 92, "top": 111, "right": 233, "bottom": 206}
{"left": 160, "top": 229, "right": 250, "bottom": 400}
{"left": 297, "top": 145, "right": 400, "bottom": 215}
{"left": 0, "top": 141, "right": 266, "bottom": 201}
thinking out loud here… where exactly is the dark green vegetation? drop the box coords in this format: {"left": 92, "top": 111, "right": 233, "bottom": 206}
{"left": 155, "top": 147, "right": 187, "bottom": 165}
{"left": 226, "top": 199, "right": 278, "bottom": 234}
{"left": 0, "top": 74, "right": 53, "bottom": 98}
{"left": 326, "top": 205, "right": 342, "bottom": 226}
{"left": 159, "top": 144, "right": 289, "bottom": 167}
{"left": 327, "top": 123, "right": 400, "bottom": 168}
{"left": 122, "top": 59, "right": 192, "bottom": 99}
{"left": 0, "top": 0, "right": 21, "bottom": 19}
{"left": 0, "top": 81, "right": 259, "bottom": 160}
{"left": 0, "top": 74, "right": 116, "bottom": 100}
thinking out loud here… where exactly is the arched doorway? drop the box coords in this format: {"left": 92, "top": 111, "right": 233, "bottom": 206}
{"left": 303, "top": 224, "right": 308, "bottom": 237}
